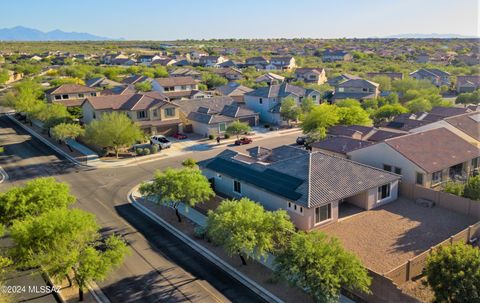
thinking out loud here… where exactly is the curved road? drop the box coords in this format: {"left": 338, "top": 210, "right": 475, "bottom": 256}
{"left": 0, "top": 115, "right": 300, "bottom": 303}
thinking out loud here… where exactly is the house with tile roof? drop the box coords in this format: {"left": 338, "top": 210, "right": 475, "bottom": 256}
{"left": 199, "top": 145, "right": 400, "bottom": 230}
{"left": 244, "top": 83, "right": 321, "bottom": 125}
{"left": 322, "top": 49, "right": 353, "bottom": 62}
{"left": 215, "top": 83, "right": 253, "bottom": 103}
{"left": 266, "top": 56, "right": 296, "bottom": 70}
{"left": 174, "top": 96, "right": 258, "bottom": 137}
{"left": 409, "top": 68, "right": 451, "bottom": 87}
{"left": 45, "top": 84, "right": 99, "bottom": 107}
{"left": 254, "top": 73, "right": 285, "bottom": 85}
{"left": 81, "top": 92, "right": 181, "bottom": 135}
{"left": 151, "top": 76, "right": 198, "bottom": 93}
{"left": 332, "top": 78, "right": 380, "bottom": 102}
{"left": 169, "top": 68, "right": 202, "bottom": 80}
{"left": 348, "top": 128, "right": 480, "bottom": 188}
{"left": 294, "top": 68, "right": 327, "bottom": 85}
{"left": 456, "top": 75, "right": 480, "bottom": 93}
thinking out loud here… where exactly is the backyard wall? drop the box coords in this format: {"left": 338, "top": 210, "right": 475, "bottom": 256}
{"left": 399, "top": 182, "right": 480, "bottom": 220}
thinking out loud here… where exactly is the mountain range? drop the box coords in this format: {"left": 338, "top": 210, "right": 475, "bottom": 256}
{"left": 0, "top": 26, "right": 120, "bottom": 41}
{"left": 384, "top": 33, "right": 478, "bottom": 39}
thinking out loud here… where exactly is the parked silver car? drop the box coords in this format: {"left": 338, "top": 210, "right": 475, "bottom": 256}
{"left": 150, "top": 135, "right": 172, "bottom": 149}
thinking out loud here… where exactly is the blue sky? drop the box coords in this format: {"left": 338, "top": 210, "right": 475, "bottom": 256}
{"left": 1, "top": 0, "right": 478, "bottom": 39}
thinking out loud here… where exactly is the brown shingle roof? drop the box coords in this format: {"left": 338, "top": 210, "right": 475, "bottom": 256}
{"left": 385, "top": 128, "right": 479, "bottom": 173}
{"left": 155, "top": 76, "right": 197, "bottom": 87}
{"left": 445, "top": 112, "right": 480, "bottom": 141}
{"left": 45, "top": 84, "right": 96, "bottom": 95}
{"left": 83, "top": 93, "right": 173, "bottom": 111}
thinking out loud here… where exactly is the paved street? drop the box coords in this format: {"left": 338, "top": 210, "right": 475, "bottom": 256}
{"left": 0, "top": 115, "right": 301, "bottom": 303}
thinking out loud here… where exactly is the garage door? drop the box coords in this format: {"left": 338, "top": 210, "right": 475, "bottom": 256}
{"left": 156, "top": 125, "right": 178, "bottom": 136}
{"left": 239, "top": 116, "right": 258, "bottom": 126}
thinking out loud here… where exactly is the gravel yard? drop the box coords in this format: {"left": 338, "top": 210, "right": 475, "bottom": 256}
{"left": 321, "top": 198, "right": 478, "bottom": 273}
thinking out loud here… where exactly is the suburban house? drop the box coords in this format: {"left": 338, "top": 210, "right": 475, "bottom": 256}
{"left": 151, "top": 76, "right": 198, "bottom": 93}
{"left": 255, "top": 73, "right": 285, "bottom": 85}
{"left": 85, "top": 77, "right": 122, "bottom": 89}
{"left": 174, "top": 96, "right": 258, "bottom": 137}
{"left": 45, "top": 84, "right": 98, "bottom": 107}
{"left": 212, "top": 67, "right": 244, "bottom": 81}
{"left": 348, "top": 128, "right": 480, "bottom": 188}
{"left": 199, "top": 56, "right": 228, "bottom": 67}
{"left": 81, "top": 92, "right": 181, "bottom": 135}
{"left": 409, "top": 111, "right": 480, "bottom": 147}
{"left": 121, "top": 75, "right": 152, "bottom": 86}
{"left": 311, "top": 125, "right": 403, "bottom": 157}
{"left": 294, "top": 68, "right": 327, "bottom": 85}
{"left": 245, "top": 56, "right": 269, "bottom": 68}
{"left": 322, "top": 50, "right": 353, "bottom": 62}
{"left": 151, "top": 58, "right": 177, "bottom": 66}
{"left": 380, "top": 106, "right": 473, "bottom": 132}
{"left": 327, "top": 73, "right": 361, "bottom": 87}
{"left": 111, "top": 58, "right": 136, "bottom": 66}
{"left": 366, "top": 72, "right": 404, "bottom": 81}
{"left": 266, "top": 56, "right": 296, "bottom": 70}
{"left": 199, "top": 145, "right": 400, "bottom": 230}
{"left": 102, "top": 53, "right": 129, "bottom": 64}
{"left": 137, "top": 54, "right": 162, "bottom": 65}
{"left": 169, "top": 68, "right": 202, "bottom": 80}
{"left": 244, "top": 83, "right": 321, "bottom": 125}
{"left": 456, "top": 75, "right": 480, "bottom": 93}
{"left": 409, "top": 68, "right": 451, "bottom": 87}
{"left": 189, "top": 50, "right": 208, "bottom": 60}
{"left": 332, "top": 79, "right": 380, "bottom": 101}
{"left": 215, "top": 83, "right": 253, "bottom": 103}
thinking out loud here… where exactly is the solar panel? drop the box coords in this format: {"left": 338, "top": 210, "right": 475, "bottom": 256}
{"left": 206, "top": 158, "right": 303, "bottom": 200}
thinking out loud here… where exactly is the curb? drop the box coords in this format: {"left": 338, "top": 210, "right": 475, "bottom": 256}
{"left": 128, "top": 188, "right": 284, "bottom": 303}
{"left": 87, "top": 281, "right": 111, "bottom": 303}
{"left": 6, "top": 114, "right": 91, "bottom": 167}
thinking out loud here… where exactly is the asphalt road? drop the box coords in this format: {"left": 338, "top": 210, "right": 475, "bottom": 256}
{"left": 0, "top": 115, "right": 301, "bottom": 303}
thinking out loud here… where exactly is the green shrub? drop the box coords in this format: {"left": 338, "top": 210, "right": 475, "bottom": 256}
{"left": 464, "top": 175, "right": 480, "bottom": 201}
{"left": 143, "top": 148, "right": 151, "bottom": 155}
{"left": 194, "top": 226, "right": 206, "bottom": 239}
{"left": 224, "top": 133, "right": 230, "bottom": 139}
{"left": 443, "top": 181, "right": 464, "bottom": 197}
{"left": 135, "top": 148, "right": 143, "bottom": 156}
{"left": 208, "top": 134, "right": 214, "bottom": 140}
{"left": 151, "top": 144, "right": 159, "bottom": 154}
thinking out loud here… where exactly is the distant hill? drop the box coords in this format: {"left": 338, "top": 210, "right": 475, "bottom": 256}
{"left": 0, "top": 26, "right": 121, "bottom": 41}
{"left": 385, "top": 33, "right": 478, "bottom": 39}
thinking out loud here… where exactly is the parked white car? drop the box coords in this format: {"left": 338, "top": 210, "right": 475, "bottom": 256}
{"left": 150, "top": 135, "right": 172, "bottom": 149}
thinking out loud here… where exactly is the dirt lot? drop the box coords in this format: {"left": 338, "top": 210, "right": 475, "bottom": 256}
{"left": 321, "top": 198, "right": 478, "bottom": 273}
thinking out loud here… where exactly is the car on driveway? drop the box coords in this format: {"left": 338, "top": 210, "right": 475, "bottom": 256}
{"left": 234, "top": 137, "right": 253, "bottom": 145}
{"left": 172, "top": 133, "right": 188, "bottom": 140}
{"left": 150, "top": 135, "right": 172, "bottom": 149}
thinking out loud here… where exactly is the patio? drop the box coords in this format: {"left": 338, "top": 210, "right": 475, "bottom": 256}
{"left": 321, "top": 197, "right": 478, "bottom": 273}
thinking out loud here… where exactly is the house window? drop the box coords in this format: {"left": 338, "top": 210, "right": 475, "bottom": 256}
{"left": 93, "top": 112, "right": 96, "bottom": 119}
{"left": 383, "top": 164, "right": 392, "bottom": 172}
{"left": 54, "top": 95, "right": 62, "bottom": 100}
{"left": 259, "top": 98, "right": 263, "bottom": 104}
{"left": 181, "top": 85, "right": 187, "bottom": 90}
{"left": 362, "top": 88, "right": 368, "bottom": 92}
{"left": 377, "top": 183, "right": 391, "bottom": 202}
{"left": 416, "top": 172, "right": 424, "bottom": 185}
{"left": 91, "top": 92, "right": 96, "bottom": 96}
{"left": 152, "top": 109, "right": 158, "bottom": 117}
{"left": 338, "top": 87, "right": 344, "bottom": 92}
{"left": 394, "top": 167, "right": 402, "bottom": 175}
{"left": 294, "top": 205, "right": 297, "bottom": 210}
{"left": 219, "top": 122, "right": 227, "bottom": 132}
{"left": 78, "top": 93, "right": 84, "bottom": 98}
{"left": 472, "top": 157, "right": 479, "bottom": 169}
{"left": 137, "top": 111, "right": 146, "bottom": 119}
{"left": 288, "top": 202, "right": 291, "bottom": 208}
{"left": 432, "top": 171, "right": 443, "bottom": 185}
{"left": 164, "top": 108, "right": 175, "bottom": 117}
{"left": 315, "top": 204, "right": 332, "bottom": 224}
{"left": 300, "top": 207, "right": 303, "bottom": 213}
{"left": 312, "top": 95, "right": 317, "bottom": 100}
{"left": 62, "top": 94, "right": 69, "bottom": 99}
{"left": 233, "top": 180, "right": 241, "bottom": 194}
